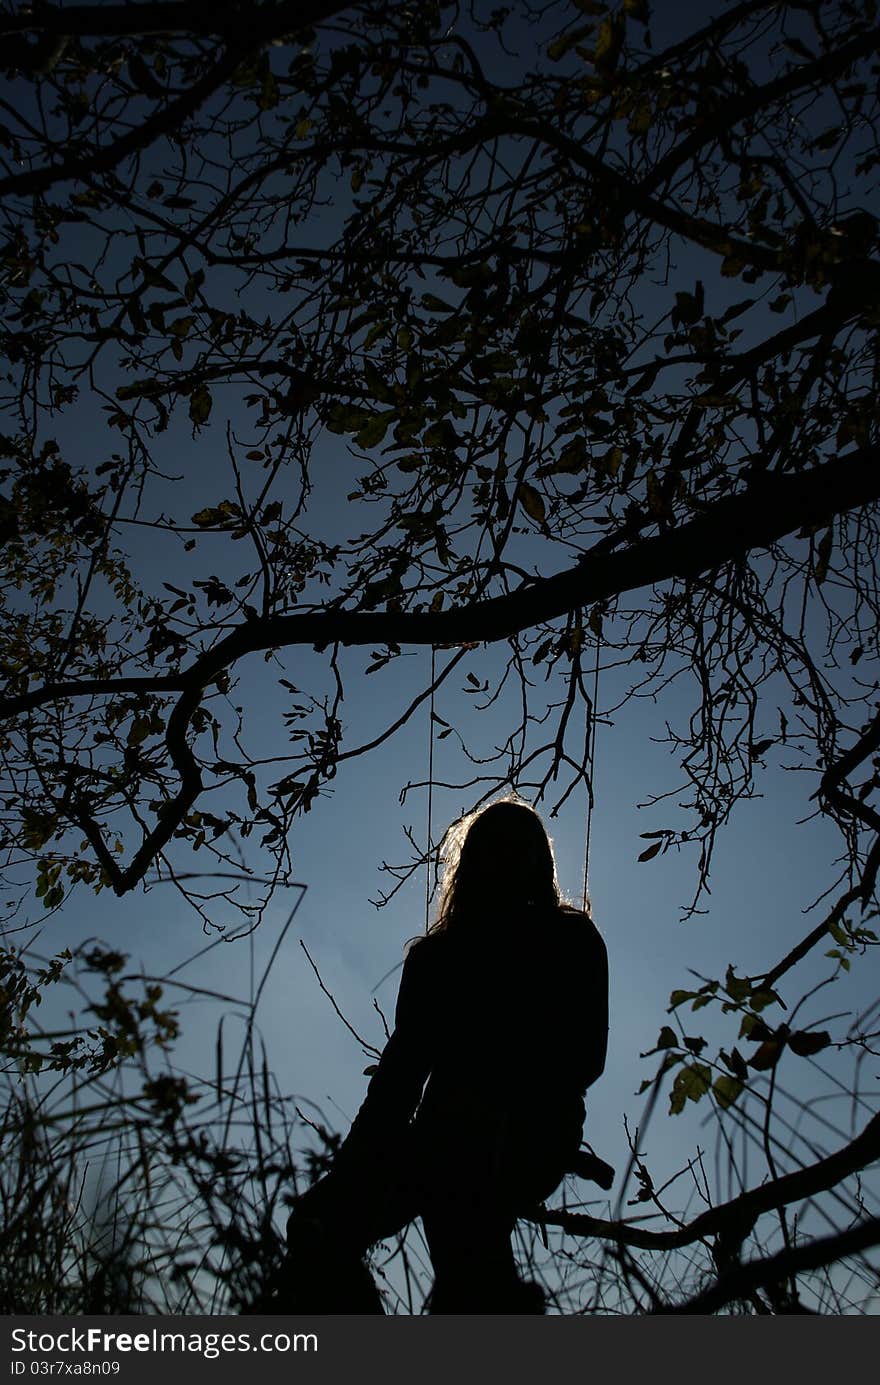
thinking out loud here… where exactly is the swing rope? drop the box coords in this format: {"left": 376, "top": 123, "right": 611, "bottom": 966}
{"left": 582, "top": 628, "right": 601, "bottom": 915}
{"left": 425, "top": 644, "right": 436, "bottom": 932}
{"left": 425, "top": 630, "right": 601, "bottom": 925}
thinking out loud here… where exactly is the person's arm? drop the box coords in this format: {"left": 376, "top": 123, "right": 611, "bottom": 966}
{"left": 580, "top": 922, "right": 609, "bottom": 1092}
{"left": 332, "top": 939, "right": 436, "bottom": 1166}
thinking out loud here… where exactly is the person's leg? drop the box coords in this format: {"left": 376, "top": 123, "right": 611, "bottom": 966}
{"left": 420, "top": 1201, "right": 544, "bottom": 1314}
{"left": 282, "top": 1199, "right": 386, "bottom": 1314}
{"left": 280, "top": 1151, "right": 422, "bottom": 1314}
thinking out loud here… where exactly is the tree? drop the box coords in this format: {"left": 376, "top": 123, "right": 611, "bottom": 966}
{"left": 1, "top": 0, "right": 879, "bottom": 1312}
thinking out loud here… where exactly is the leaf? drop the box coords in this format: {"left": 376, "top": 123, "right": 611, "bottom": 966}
{"left": 719, "top": 297, "right": 754, "bottom": 325}
{"left": 640, "top": 1025, "right": 678, "bottom": 1058}
{"left": 326, "top": 403, "right": 367, "bottom": 435}
{"left": 645, "top": 468, "right": 666, "bottom": 518}
{"left": 421, "top": 293, "right": 454, "bottom": 313}
{"left": 594, "top": 15, "right": 624, "bottom": 72}
{"left": 141, "top": 266, "right": 176, "bottom": 293}
{"left": 811, "top": 127, "right": 840, "bottom": 152}
{"left": 259, "top": 70, "right": 280, "bottom": 111}
{"left": 814, "top": 527, "right": 833, "bottom": 584}
{"left": 518, "top": 482, "right": 546, "bottom": 523}
{"left": 184, "top": 269, "right": 205, "bottom": 304}
{"left": 355, "top": 412, "right": 391, "bottom": 449}
{"left": 669, "top": 989, "right": 697, "bottom": 1010}
{"left": 363, "top": 320, "right": 388, "bottom": 349}
{"left": 638, "top": 839, "right": 662, "bottom": 862}
{"left": 826, "top": 948, "right": 851, "bottom": 971}
{"left": 129, "top": 53, "right": 163, "bottom": 97}
{"left": 674, "top": 285, "right": 703, "bottom": 326}
{"left": 748, "top": 988, "right": 779, "bottom": 1013}
{"left": 712, "top": 1074, "right": 743, "bottom": 1110}
{"left": 128, "top": 715, "right": 151, "bottom": 747}
{"left": 191, "top": 505, "right": 235, "bottom": 528}
{"left": 787, "top": 1028, "right": 831, "bottom": 1057}
{"left": 724, "top": 965, "right": 750, "bottom": 1003}
{"left": 603, "top": 445, "right": 623, "bottom": 476}
{"left": 362, "top": 359, "right": 393, "bottom": 404}
{"left": 741, "top": 1017, "right": 774, "bottom": 1043}
{"left": 721, "top": 1046, "right": 749, "bottom": 1081}
{"left": 189, "top": 384, "right": 212, "bottom": 425}
{"left": 629, "top": 363, "right": 660, "bottom": 395}
{"left": 22, "top": 810, "right": 56, "bottom": 851}
{"left": 669, "top": 1063, "right": 712, "bottom": 1115}
{"left": 116, "top": 379, "right": 158, "bottom": 401}
{"left": 748, "top": 1037, "right": 784, "bottom": 1070}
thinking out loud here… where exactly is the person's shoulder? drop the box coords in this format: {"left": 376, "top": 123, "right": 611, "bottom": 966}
{"left": 403, "top": 929, "right": 450, "bottom": 968}
{"left": 556, "top": 901, "right": 595, "bottom": 927}
{"left": 396, "top": 930, "right": 449, "bottom": 1010}
{"left": 555, "top": 903, "right": 606, "bottom": 952}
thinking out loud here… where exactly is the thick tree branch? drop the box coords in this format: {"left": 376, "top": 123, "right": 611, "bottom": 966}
{"left": 3, "top": 448, "right": 877, "bottom": 896}
{"left": 0, "top": 1, "right": 358, "bottom": 41}
{"left": 538, "top": 1111, "right": 880, "bottom": 1253}
{"left": 643, "top": 26, "right": 880, "bottom": 195}
{"left": 0, "top": 44, "right": 248, "bottom": 200}
{"left": 653, "top": 1215, "right": 880, "bottom": 1314}
{"left": 508, "top": 116, "right": 780, "bottom": 274}
{"left": 2, "top": 448, "right": 878, "bottom": 723}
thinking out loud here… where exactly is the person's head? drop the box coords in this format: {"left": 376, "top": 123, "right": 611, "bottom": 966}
{"left": 431, "top": 797, "right": 560, "bottom": 934}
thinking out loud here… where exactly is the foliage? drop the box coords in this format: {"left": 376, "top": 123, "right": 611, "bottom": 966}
{"left": 1, "top": 0, "right": 880, "bottom": 1310}
{"left": 0, "top": 937, "right": 299, "bottom": 1315}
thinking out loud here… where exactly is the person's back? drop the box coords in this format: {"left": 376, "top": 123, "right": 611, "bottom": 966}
{"left": 402, "top": 905, "right": 607, "bottom": 1210}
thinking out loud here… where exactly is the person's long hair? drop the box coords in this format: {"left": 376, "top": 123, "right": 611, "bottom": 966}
{"left": 428, "top": 798, "right": 561, "bottom": 936}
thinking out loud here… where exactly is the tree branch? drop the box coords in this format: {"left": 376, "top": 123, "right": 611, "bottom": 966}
{"left": 538, "top": 1111, "right": 880, "bottom": 1254}
{"left": 0, "top": 1, "right": 358, "bottom": 41}
{"left": 3, "top": 448, "right": 878, "bottom": 722}
{"left": 0, "top": 44, "right": 247, "bottom": 199}
{"left": 653, "top": 1215, "right": 880, "bottom": 1314}
{"left": 643, "top": 25, "right": 880, "bottom": 194}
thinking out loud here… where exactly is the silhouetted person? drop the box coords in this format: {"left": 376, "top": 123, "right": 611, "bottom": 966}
{"left": 283, "top": 798, "right": 609, "bottom": 1313}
